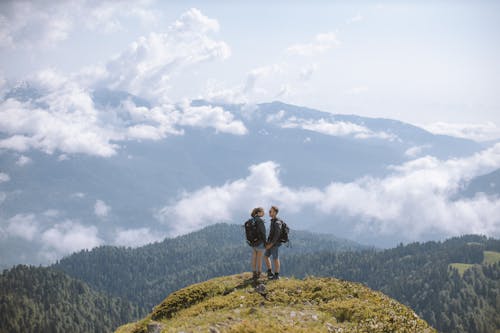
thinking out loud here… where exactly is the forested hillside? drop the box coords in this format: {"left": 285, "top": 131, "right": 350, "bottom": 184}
{"left": 53, "top": 223, "right": 363, "bottom": 310}
{"left": 3, "top": 225, "right": 498, "bottom": 333}
{"left": 0, "top": 265, "right": 141, "bottom": 333}
{"left": 285, "top": 235, "right": 500, "bottom": 333}
{"left": 54, "top": 225, "right": 500, "bottom": 333}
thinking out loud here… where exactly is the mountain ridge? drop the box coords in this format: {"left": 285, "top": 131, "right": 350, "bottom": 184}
{"left": 115, "top": 273, "right": 436, "bottom": 333}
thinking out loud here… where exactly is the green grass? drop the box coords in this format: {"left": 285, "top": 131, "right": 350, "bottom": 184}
{"left": 483, "top": 251, "right": 500, "bottom": 265}
{"left": 449, "top": 263, "right": 474, "bottom": 277}
{"left": 116, "top": 273, "right": 436, "bottom": 333}
{"left": 449, "top": 251, "right": 500, "bottom": 277}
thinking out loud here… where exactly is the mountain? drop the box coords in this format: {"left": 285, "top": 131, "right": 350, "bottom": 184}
{"left": 1, "top": 224, "right": 498, "bottom": 332}
{"left": 0, "top": 86, "right": 490, "bottom": 267}
{"left": 53, "top": 224, "right": 500, "bottom": 333}
{"left": 115, "top": 273, "right": 436, "bottom": 333}
{"left": 461, "top": 168, "right": 500, "bottom": 198}
{"left": 53, "top": 223, "right": 365, "bottom": 311}
{"left": 0, "top": 265, "right": 141, "bottom": 333}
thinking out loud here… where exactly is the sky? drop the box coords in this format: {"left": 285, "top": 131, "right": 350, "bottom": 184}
{"left": 1, "top": 0, "right": 500, "bottom": 262}
{"left": 1, "top": 0, "right": 500, "bottom": 141}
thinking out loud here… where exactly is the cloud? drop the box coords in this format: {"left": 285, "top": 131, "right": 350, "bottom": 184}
{"left": 159, "top": 144, "right": 500, "bottom": 240}
{"left": 40, "top": 221, "right": 103, "bottom": 261}
{"left": 178, "top": 104, "right": 248, "bottom": 135}
{"left": 94, "top": 199, "right": 111, "bottom": 218}
{"left": 286, "top": 32, "right": 340, "bottom": 56}
{"left": 0, "top": 80, "right": 119, "bottom": 157}
{"left": 4, "top": 214, "right": 38, "bottom": 241}
{"left": 0, "top": 0, "right": 158, "bottom": 48}
{"left": 123, "top": 101, "right": 248, "bottom": 138}
{"left": 0, "top": 65, "right": 247, "bottom": 157}
{"left": 404, "top": 145, "right": 431, "bottom": 158}
{"left": 157, "top": 161, "right": 322, "bottom": 236}
{"left": 421, "top": 122, "right": 500, "bottom": 142}
{"left": 99, "top": 8, "right": 230, "bottom": 102}
{"left": 114, "top": 227, "right": 165, "bottom": 247}
{"left": 0, "top": 172, "right": 9, "bottom": 183}
{"left": 281, "top": 117, "right": 397, "bottom": 140}
{"left": 15, "top": 155, "right": 32, "bottom": 166}
{"left": 243, "top": 64, "right": 284, "bottom": 94}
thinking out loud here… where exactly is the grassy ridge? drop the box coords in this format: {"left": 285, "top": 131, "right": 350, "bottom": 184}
{"left": 116, "top": 273, "right": 436, "bottom": 333}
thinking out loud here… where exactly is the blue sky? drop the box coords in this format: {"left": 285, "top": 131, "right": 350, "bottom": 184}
{"left": 1, "top": 0, "right": 499, "bottom": 140}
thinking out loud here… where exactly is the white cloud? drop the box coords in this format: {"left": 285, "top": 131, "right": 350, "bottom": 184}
{"left": 286, "top": 32, "right": 340, "bottom": 56}
{"left": 123, "top": 101, "right": 248, "bottom": 138}
{"left": 100, "top": 8, "right": 230, "bottom": 102}
{"left": 243, "top": 64, "right": 284, "bottom": 94}
{"left": 159, "top": 144, "right": 500, "bottom": 240}
{"left": 178, "top": 104, "right": 248, "bottom": 135}
{"left": 404, "top": 145, "right": 431, "bottom": 158}
{"left": 0, "top": 86, "right": 119, "bottom": 157}
{"left": 41, "top": 221, "right": 103, "bottom": 260}
{"left": 0, "top": 172, "right": 9, "bottom": 183}
{"left": 114, "top": 227, "right": 164, "bottom": 247}
{"left": 266, "top": 110, "right": 286, "bottom": 123}
{"left": 0, "top": 192, "right": 6, "bottom": 204}
{"left": 0, "top": 66, "right": 246, "bottom": 157}
{"left": 0, "top": 0, "right": 158, "bottom": 48}
{"left": 94, "top": 199, "right": 111, "bottom": 218}
{"left": 15, "top": 155, "right": 32, "bottom": 166}
{"left": 422, "top": 121, "right": 500, "bottom": 142}
{"left": 157, "top": 161, "right": 322, "bottom": 236}
{"left": 4, "top": 214, "right": 38, "bottom": 241}
{"left": 0, "top": 211, "right": 103, "bottom": 263}
{"left": 281, "top": 117, "right": 397, "bottom": 140}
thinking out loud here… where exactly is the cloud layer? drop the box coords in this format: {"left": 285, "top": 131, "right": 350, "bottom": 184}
{"left": 0, "top": 0, "right": 157, "bottom": 48}
{"left": 281, "top": 117, "right": 397, "bottom": 140}
{"left": 0, "top": 8, "right": 244, "bottom": 158}
{"left": 99, "top": 8, "right": 230, "bottom": 102}
{"left": 158, "top": 144, "right": 500, "bottom": 240}
{"left": 422, "top": 122, "right": 500, "bottom": 142}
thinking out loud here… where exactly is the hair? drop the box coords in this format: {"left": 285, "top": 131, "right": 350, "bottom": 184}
{"left": 251, "top": 207, "right": 264, "bottom": 217}
{"left": 270, "top": 206, "right": 279, "bottom": 214}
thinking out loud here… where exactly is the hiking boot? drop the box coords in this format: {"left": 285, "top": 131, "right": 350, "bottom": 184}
{"left": 267, "top": 269, "right": 273, "bottom": 279}
{"left": 252, "top": 271, "right": 258, "bottom": 280}
{"left": 273, "top": 273, "right": 280, "bottom": 280}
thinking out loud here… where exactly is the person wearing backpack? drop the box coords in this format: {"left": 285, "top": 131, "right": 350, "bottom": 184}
{"left": 248, "top": 207, "right": 266, "bottom": 280}
{"left": 264, "top": 206, "right": 284, "bottom": 280}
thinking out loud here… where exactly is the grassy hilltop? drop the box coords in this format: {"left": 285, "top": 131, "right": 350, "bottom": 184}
{"left": 116, "top": 273, "right": 435, "bottom": 333}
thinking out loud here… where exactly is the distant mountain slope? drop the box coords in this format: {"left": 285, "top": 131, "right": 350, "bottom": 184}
{"left": 0, "top": 88, "right": 489, "bottom": 266}
{"left": 0, "top": 265, "right": 141, "bottom": 333}
{"left": 461, "top": 168, "right": 500, "bottom": 198}
{"left": 116, "top": 273, "right": 436, "bottom": 333}
{"left": 53, "top": 223, "right": 364, "bottom": 310}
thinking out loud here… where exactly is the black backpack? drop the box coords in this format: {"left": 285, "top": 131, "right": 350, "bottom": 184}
{"left": 244, "top": 218, "right": 260, "bottom": 246}
{"left": 278, "top": 220, "right": 290, "bottom": 244}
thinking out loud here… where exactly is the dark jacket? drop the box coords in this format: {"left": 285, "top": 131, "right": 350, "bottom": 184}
{"left": 253, "top": 216, "right": 266, "bottom": 246}
{"left": 267, "top": 218, "right": 282, "bottom": 247}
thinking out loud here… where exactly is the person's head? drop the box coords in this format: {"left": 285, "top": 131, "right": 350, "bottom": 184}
{"left": 269, "top": 206, "right": 279, "bottom": 218}
{"left": 251, "top": 207, "right": 264, "bottom": 218}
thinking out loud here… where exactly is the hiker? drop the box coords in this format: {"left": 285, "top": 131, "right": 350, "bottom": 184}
{"left": 249, "top": 207, "right": 266, "bottom": 280}
{"left": 265, "top": 206, "right": 283, "bottom": 280}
